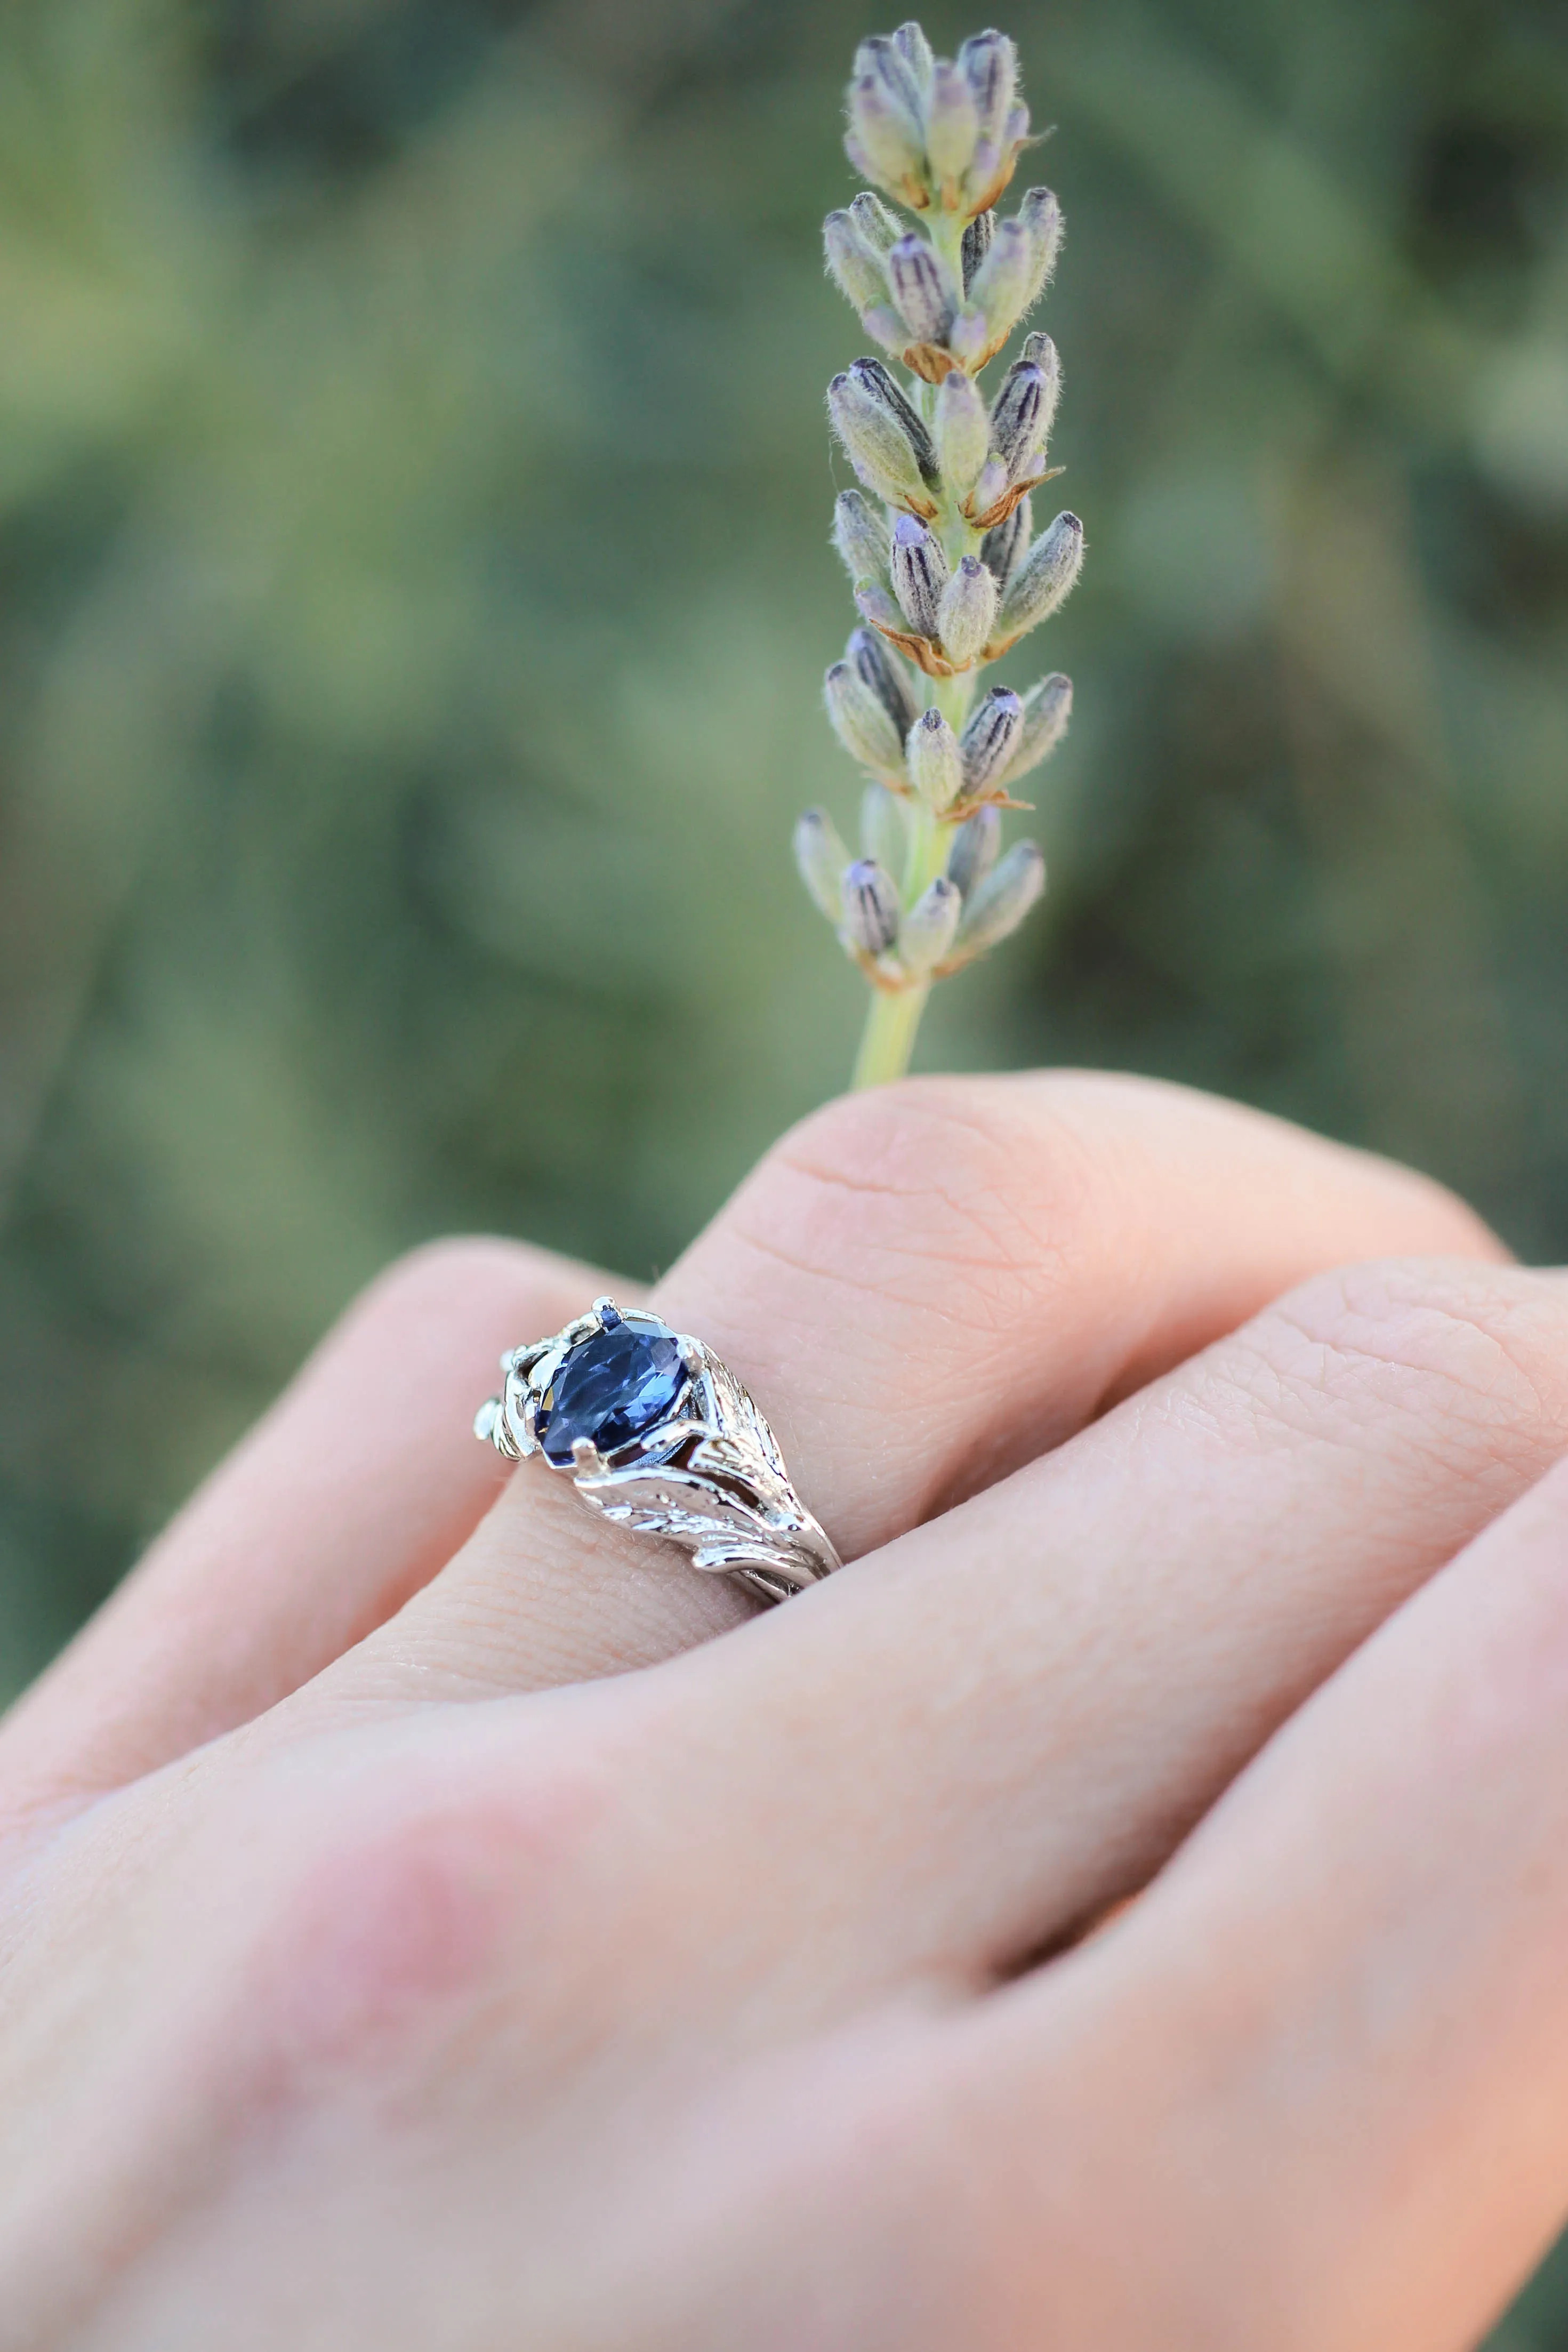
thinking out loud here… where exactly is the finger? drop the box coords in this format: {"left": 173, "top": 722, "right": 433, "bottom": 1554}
{"left": 641, "top": 1257, "right": 1568, "bottom": 2014}
{"left": 0, "top": 1238, "right": 623, "bottom": 1822}
{"left": 334, "top": 1074, "right": 1499, "bottom": 1698}
{"left": 961, "top": 1452, "right": 1568, "bottom": 2350}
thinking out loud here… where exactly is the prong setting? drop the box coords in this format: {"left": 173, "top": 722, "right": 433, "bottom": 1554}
{"left": 476, "top": 1303, "right": 842, "bottom": 1598}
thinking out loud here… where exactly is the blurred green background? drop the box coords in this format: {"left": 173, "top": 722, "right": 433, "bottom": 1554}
{"left": 0, "top": 0, "right": 1566, "bottom": 2330}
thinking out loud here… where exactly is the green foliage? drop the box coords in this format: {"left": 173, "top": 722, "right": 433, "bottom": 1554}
{"left": 0, "top": 6, "right": 1565, "bottom": 2326}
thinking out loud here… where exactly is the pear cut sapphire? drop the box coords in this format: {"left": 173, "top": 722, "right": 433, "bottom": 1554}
{"left": 538, "top": 1323, "right": 687, "bottom": 1467}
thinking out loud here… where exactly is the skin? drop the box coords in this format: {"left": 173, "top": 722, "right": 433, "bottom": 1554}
{"left": 3, "top": 1071, "right": 1568, "bottom": 2347}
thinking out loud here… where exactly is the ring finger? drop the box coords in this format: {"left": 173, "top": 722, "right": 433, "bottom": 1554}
{"left": 335, "top": 1072, "right": 1498, "bottom": 1702}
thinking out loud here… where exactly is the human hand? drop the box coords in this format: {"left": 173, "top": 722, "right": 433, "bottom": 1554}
{"left": 1, "top": 1073, "right": 1561, "bottom": 2349}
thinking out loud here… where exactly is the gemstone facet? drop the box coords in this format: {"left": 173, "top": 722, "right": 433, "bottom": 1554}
{"left": 538, "top": 1322, "right": 687, "bottom": 1467}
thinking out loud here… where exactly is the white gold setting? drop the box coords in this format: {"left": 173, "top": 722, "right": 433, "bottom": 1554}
{"left": 474, "top": 1299, "right": 842, "bottom": 1605}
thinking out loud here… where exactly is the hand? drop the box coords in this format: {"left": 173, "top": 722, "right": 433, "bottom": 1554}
{"left": 1, "top": 1073, "right": 1561, "bottom": 2350}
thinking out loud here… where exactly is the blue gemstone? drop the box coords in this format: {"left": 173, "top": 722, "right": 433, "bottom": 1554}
{"left": 538, "top": 1323, "right": 686, "bottom": 1467}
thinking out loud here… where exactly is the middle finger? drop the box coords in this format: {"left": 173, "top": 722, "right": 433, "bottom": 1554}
{"left": 647, "top": 1254, "right": 1568, "bottom": 2000}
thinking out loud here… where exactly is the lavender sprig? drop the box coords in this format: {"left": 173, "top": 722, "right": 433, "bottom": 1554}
{"left": 799, "top": 20, "right": 1084, "bottom": 1090}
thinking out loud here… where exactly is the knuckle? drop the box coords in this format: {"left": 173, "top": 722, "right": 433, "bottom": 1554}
{"left": 1189, "top": 1257, "right": 1568, "bottom": 1473}
{"left": 727, "top": 1077, "right": 1091, "bottom": 1320}
{"left": 244, "top": 1716, "right": 630, "bottom": 2094}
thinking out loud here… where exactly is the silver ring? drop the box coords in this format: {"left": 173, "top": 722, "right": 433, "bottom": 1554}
{"left": 473, "top": 1298, "right": 842, "bottom": 1604}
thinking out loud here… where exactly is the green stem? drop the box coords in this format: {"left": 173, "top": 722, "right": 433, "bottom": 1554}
{"left": 852, "top": 980, "right": 931, "bottom": 1090}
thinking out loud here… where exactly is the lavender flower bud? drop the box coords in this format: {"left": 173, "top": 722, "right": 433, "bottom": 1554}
{"left": 926, "top": 60, "right": 979, "bottom": 186}
{"left": 906, "top": 707, "right": 964, "bottom": 813}
{"left": 959, "top": 30, "right": 1019, "bottom": 197}
{"left": 828, "top": 368, "right": 929, "bottom": 508}
{"left": 860, "top": 780, "right": 908, "bottom": 874}
{"left": 948, "top": 306, "right": 991, "bottom": 368}
{"left": 898, "top": 876, "right": 963, "bottom": 974}
{"left": 961, "top": 685, "right": 1025, "bottom": 792}
{"left": 855, "top": 34, "right": 927, "bottom": 126}
{"left": 937, "top": 554, "right": 999, "bottom": 666}
{"left": 794, "top": 808, "right": 851, "bottom": 920}
{"left": 933, "top": 366, "right": 989, "bottom": 498}
{"left": 890, "top": 513, "right": 950, "bottom": 639}
{"left": 1018, "top": 188, "right": 1064, "bottom": 301}
{"left": 968, "top": 216, "right": 1035, "bottom": 343}
{"left": 823, "top": 211, "right": 889, "bottom": 317}
{"left": 959, "top": 30, "right": 1018, "bottom": 150}
{"left": 946, "top": 804, "right": 1002, "bottom": 897}
{"left": 1001, "top": 672, "right": 1073, "bottom": 785}
{"left": 848, "top": 358, "right": 939, "bottom": 486}
{"left": 968, "top": 454, "right": 1010, "bottom": 517}
{"left": 849, "top": 190, "right": 904, "bottom": 256}
{"left": 832, "top": 489, "right": 891, "bottom": 585}
{"left": 961, "top": 207, "right": 995, "bottom": 293}
{"left": 954, "top": 838, "right": 1045, "bottom": 953}
{"left": 996, "top": 510, "right": 1084, "bottom": 639}
{"left": 846, "top": 71, "right": 925, "bottom": 200}
{"left": 989, "top": 359, "right": 1047, "bottom": 481}
{"left": 890, "top": 20, "right": 935, "bottom": 98}
{"left": 980, "top": 493, "right": 1031, "bottom": 589}
{"left": 888, "top": 234, "right": 954, "bottom": 346}
{"left": 841, "top": 858, "right": 902, "bottom": 956}
{"left": 854, "top": 578, "right": 906, "bottom": 635}
{"left": 824, "top": 657, "right": 906, "bottom": 777}
{"left": 849, "top": 624, "right": 920, "bottom": 736}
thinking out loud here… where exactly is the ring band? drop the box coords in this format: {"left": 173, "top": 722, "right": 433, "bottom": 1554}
{"left": 474, "top": 1298, "right": 842, "bottom": 1604}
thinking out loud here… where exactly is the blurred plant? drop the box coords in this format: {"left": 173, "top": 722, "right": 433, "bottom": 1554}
{"left": 795, "top": 21, "right": 1084, "bottom": 1089}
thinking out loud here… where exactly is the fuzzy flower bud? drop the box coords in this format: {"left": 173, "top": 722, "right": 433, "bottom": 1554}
{"left": 850, "top": 358, "right": 939, "bottom": 484}
{"left": 846, "top": 70, "right": 926, "bottom": 203}
{"left": 960, "top": 30, "right": 1018, "bottom": 147}
{"left": 832, "top": 489, "right": 891, "bottom": 585}
{"left": 961, "top": 685, "right": 1025, "bottom": 792}
{"left": 1001, "top": 672, "right": 1073, "bottom": 785}
{"left": 953, "top": 838, "right": 1045, "bottom": 953}
{"left": 794, "top": 808, "right": 851, "bottom": 920}
{"left": 891, "top": 21, "right": 936, "bottom": 98}
{"left": 968, "top": 216, "right": 1035, "bottom": 343}
{"left": 989, "top": 358, "right": 1048, "bottom": 483}
{"left": 996, "top": 510, "right": 1084, "bottom": 639}
{"left": 860, "top": 781, "right": 908, "bottom": 878}
{"left": 828, "top": 367, "right": 930, "bottom": 509}
{"left": 948, "top": 307, "right": 991, "bottom": 368}
{"left": 849, "top": 190, "right": 904, "bottom": 255}
{"left": 926, "top": 60, "right": 979, "bottom": 188}
{"left": 899, "top": 875, "right": 963, "bottom": 974}
{"left": 1018, "top": 188, "right": 1064, "bottom": 302}
{"left": 906, "top": 706, "right": 964, "bottom": 813}
{"left": 888, "top": 234, "right": 954, "bottom": 346}
{"left": 854, "top": 578, "right": 907, "bottom": 636}
{"left": 890, "top": 513, "right": 950, "bottom": 639}
{"left": 848, "top": 624, "right": 920, "bottom": 736}
{"left": 959, "top": 30, "right": 1020, "bottom": 200}
{"left": 825, "top": 658, "right": 907, "bottom": 778}
{"left": 937, "top": 553, "right": 999, "bottom": 665}
{"left": 856, "top": 34, "right": 927, "bottom": 124}
{"left": 933, "top": 366, "right": 989, "bottom": 497}
{"left": 841, "top": 857, "right": 902, "bottom": 956}
{"left": 824, "top": 211, "right": 888, "bottom": 316}
{"left": 946, "top": 804, "right": 1001, "bottom": 897}
{"left": 980, "top": 493, "right": 1031, "bottom": 589}
{"left": 961, "top": 207, "right": 995, "bottom": 293}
